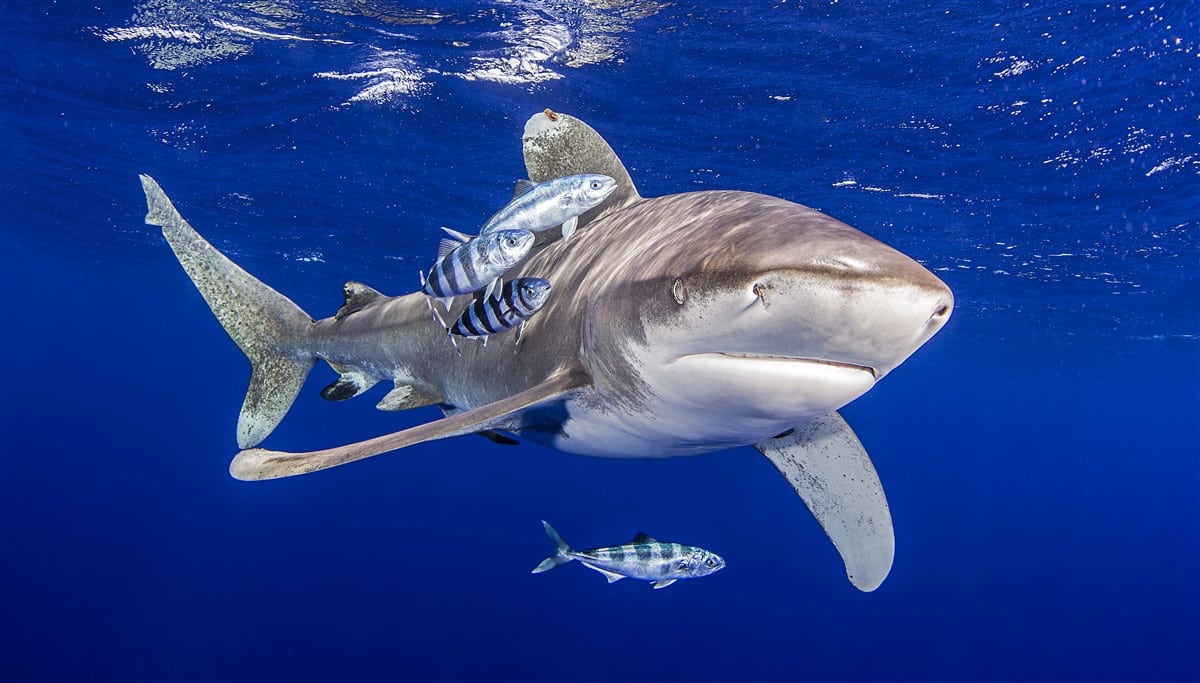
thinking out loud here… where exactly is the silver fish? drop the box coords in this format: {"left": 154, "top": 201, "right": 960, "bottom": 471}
{"left": 419, "top": 229, "right": 534, "bottom": 306}
{"left": 450, "top": 277, "right": 552, "bottom": 347}
{"left": 480, "top": 174, "right": 617, "bottom": 241}
{"left": 532, "top": 521, "right": 725, "bottom": 589}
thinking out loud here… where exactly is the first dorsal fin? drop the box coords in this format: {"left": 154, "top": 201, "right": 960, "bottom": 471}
{"left": 436, "top": 238, "right": 460, "bottom": 261}
{"left": 629, "top": 532, "right": 656, "bottom": 545}
{"left": 335, "top": 281, "right": 384, "bottom": 320}
{"left": 522, "top": 111, "right": 642, "bottom": 232}
{"left": 512, "top": 179, "right": 536, "bottom": 199}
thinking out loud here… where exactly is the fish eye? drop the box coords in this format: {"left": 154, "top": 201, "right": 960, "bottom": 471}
{"left": 705, "top": 557, "right": 717, "bottom": 567}
{"left": 506, "top": 237, "right": 517, "bottom": 247}
{"left": 590, "top": 180, "right": 602, "bottom": 190}
{"left": 671, "top": 278, "right": 685, "bottom": 305}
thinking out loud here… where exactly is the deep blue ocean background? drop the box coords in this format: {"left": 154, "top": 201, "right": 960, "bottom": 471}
{"left": 2, "top": 2, "right": 1197, "bottom": 681}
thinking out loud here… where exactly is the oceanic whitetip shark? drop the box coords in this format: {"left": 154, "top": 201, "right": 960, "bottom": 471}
{"left": 141, "top": 111, "right": 953, "bottom": 592}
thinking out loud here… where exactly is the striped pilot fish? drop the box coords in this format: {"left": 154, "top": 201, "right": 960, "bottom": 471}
{"left": 532, "top": 521, "right": 725, "bottom": 589}
{"left": 479, "top": 174, "right": 618, "bottom": 241}
{"left": 450, "top": 277, "right": 552, "bottom": 346}
{"left": 420, "top": 228, "right": 534, "bottom": 307}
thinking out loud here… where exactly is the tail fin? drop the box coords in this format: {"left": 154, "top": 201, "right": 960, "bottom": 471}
{"left": 531, "top": 520, "right": 575, "bottom": 573}
{"left": 140, "top": 175, "right": 315, "bottom": 449}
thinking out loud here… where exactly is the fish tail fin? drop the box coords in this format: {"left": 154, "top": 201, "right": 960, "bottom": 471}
{"left": 532, "top": 520, "right": 575, "bottom": 573}
{"left": 140, "top": 174, "right": 315, "bottom": 449}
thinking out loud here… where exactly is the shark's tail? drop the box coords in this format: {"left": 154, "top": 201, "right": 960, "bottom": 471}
{"left": 140, "top": 175, "right": 315, "bottom": 449}
{"left": 531, "top": 520, "right": 576, "bottom": 573}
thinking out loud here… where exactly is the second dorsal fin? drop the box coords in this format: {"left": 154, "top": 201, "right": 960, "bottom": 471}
{"left": 335, "top": 281, "right": 384, "bottom": 320}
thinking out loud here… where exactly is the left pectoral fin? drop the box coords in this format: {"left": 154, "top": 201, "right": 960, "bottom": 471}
{"left": 753, "top": 412, "right": 894, "bottom": 593}
{"left": 230, "top": 370, "right": 590, "bottom": 481}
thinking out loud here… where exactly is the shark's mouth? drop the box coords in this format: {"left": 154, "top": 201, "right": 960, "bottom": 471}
{"left": 688, "top": 352, "right": 879, "bottom": 381}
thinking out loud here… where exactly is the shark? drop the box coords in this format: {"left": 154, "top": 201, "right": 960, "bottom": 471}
{"left": 141, "top": 110, "right": 953, "bottom": 592}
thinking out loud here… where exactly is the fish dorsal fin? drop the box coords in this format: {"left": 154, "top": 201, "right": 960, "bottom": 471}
{"left": 441, "top": 226, "right": 473, "bottom": 243}
{"left": 436, "top": 238, "right": 461, "bottom": 261}
{"left": 629, "top": 532, "right": 656, "bottom": 545}
{"left": 230, "top": 370, "right": 591, "bottom": 481}
{"left": 522, "top": 110, "right": 642, "bottom": 230}
{"left": 512, "top": 179, "right": 536, "bottom": 199}
{"left": 335, "top": 281, "right": 384, "bottom": 320}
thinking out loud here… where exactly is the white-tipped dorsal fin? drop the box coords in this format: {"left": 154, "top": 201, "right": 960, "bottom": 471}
{"left": 440, "top": 226, "right": 474, "bottom": 243}
{"left": 512, "top": 179, "right": 536, "bottom": 198}
{"left": 436, "top": 238, "right": 460, "bottom": 261}
{"left": 522, "top": 110, "right": 641, "bottom": 230}
{"left": 752, "top": 412, "right": 894, "bottom": 593}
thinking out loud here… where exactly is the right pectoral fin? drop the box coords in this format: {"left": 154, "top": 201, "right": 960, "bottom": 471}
{"left": 230, "top": 371, "right": 589, "bottom": 481}
{"left": 753, "top": 412, "right": 894, "bottom": 593}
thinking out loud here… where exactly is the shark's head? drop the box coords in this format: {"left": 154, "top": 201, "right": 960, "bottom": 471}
{"left": 580, "top": 191, "right": 953, "bottom": 448}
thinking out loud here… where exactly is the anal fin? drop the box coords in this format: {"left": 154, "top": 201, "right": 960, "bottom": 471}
{"left": 580, "top": 563, "right": 626, "bottom": 583}
{"left": 320, "top": 364, "right": 379, "bottom": 402}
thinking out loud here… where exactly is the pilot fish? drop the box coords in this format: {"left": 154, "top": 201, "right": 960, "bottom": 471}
{"left": 419, "top": 228, "right": 534, "bottom": 307}
{"left": 532, "top": 521, "right": 726, "bottom": 589}
{"left": 450, "top": 277, "right": 552, "bottom": 347}
{"left": 480, "top": 174, "right": 617, "bottom": 241}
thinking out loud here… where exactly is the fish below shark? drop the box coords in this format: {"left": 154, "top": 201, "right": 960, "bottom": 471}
{"left": 141, "top": 110, "right": 953, "bottom": 593}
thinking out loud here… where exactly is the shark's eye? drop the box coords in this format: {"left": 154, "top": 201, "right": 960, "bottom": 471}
{"left": 671, "top": 278, "right": 686, "bottom": 305}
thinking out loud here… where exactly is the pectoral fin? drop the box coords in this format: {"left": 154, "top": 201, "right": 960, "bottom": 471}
{"left": 752, "top": 412, "right": 894, "bottom": 593}
{"left": 560, "top": 215, "right": 578, "bottom": 240}
{"left": 230, "top": 370, "right": 590, "bottom": 481}
{"left": 652, "top": 579, "right": 676, "bottom": 590}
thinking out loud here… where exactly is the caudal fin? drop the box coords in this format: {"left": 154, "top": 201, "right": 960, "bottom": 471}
{"left": 531, "top": 520, "right": 575, "bottom": 573}
{"left": 140, "top": 175, "right": 315, "bottom": 449}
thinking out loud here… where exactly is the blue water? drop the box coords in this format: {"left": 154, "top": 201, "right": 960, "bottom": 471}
{"left": 2, "top": 1, "right": 1197, "bottom": 681}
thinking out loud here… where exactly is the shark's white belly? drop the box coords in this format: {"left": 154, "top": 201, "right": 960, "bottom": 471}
{"left": 540, "top": 356, "right": 877, "bottom": 458}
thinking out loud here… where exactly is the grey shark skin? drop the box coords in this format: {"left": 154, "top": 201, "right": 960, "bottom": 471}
{"left": 142, "top": 111, "right": 952, "bottom": 592}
